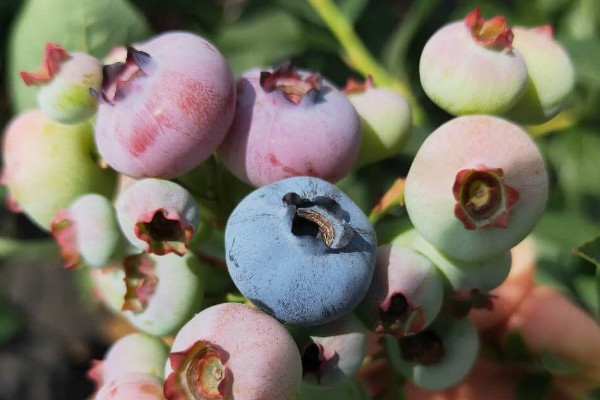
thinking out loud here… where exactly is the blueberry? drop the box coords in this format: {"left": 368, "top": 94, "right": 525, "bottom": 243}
{"left": 225, "top": 176, "right": 377, "bottom": 326}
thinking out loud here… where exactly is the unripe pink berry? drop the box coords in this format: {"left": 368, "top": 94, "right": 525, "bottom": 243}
{"left": 505, "top": 26, "right": 575, "bottom": 125}
{"left": 94, "top": 31, "right": 236, "bottom": 178}
{"left": 296, "top": 314, "right": 366, "bottom": 388}
{"left": 116, "top": 178, "right": 200, "bottom": 256}
{"left": 51, "top": 194, "right": 125, "bottom": 269}
{"left": 95, "top": 373, "right": 165, "bottom": 400}
{"left": 165, "top": 303, "right": 302, "bottom": 400}
{"left": 218, "top": 62, "right": 361, "bottom": 187}
{"left": 1, "top": 109, "right": 116, "bottom": 230}
{"left": 88, "top": 332, "right": 169, "bottom": 388}
{"left": 367, "top": 244, "right": 443, "bottom": 337}
{"left": 405, "top": 115, "right": 548, "bottom": 262}
{"left": 419, "top": 9, "right": 528, "bottom": 115}
{"left": 344, "top": 76, "right": 412, "bottom": 166}
{"left": 20, "top": 43, "right": 103, "bottom": 124}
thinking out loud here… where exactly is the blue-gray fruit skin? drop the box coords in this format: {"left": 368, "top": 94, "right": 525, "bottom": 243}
{"left": 225, "top": 176, "right": 377, "bottom": 326}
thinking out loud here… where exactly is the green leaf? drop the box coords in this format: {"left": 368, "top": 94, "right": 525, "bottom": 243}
{"left": 574, "top": 235, "right": 600, "bottom": 268}
{"left": 560, "top": 37, "right": 600, "bottom": 88}
{"left": 338, "top": 0, "right": 368, "bottom": 23}
{"left": 501, "top": 331, "right": 535, "bottom": 362}
{"left": 515, "top": 373, "right": 552, "bottom": 400}
{"left": 533, "top": 211, "right": 600, "bottom": 254}
{"left": 8, "top": 0, "right": 151, "bottom": 112}
{"left": 540, "top": 352, "right": 583, "bottom": 375}
{"left": 214, "top": 10, "right": 304, "bottom": 76}
{"left": 0, "top": 237, "right": 58, "bottom": 260}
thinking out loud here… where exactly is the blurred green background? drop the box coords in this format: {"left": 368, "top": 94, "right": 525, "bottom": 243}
{"left": 0, "top": 0, "right": 599, "bottom": 399}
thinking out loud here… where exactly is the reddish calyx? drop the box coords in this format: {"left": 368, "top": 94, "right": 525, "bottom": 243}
{"left": 86, "top": 359, "right": 104, "bottom": 389}
{"left": 260, "top": 61, "right": 322, "bottom": 105}
{"left": 301, "top": 341, "right": 336, "bottom": 384}
{"left": 464, "top": 8, "right": 514, "bottom": 49}
{"left": 20, "top": 43, "right": 70, "bottom": 86}
{"left": 399, "top": 330, "right": 445, "bottom": 366}
{"left": 164, "top": 341, "right": 230, "bottom": 400}
{"left": 50, "top": 210, "right": 80, "bottom": 269}
{"left": 453, "top": 166, "right": 519, "bottom": 230}
{"left": 134, "top": 208, "right": 194, "bottom": 256}
{"left": 93, "top": 46, "right": 151, "bottom": 104}
{"left": 122, "top": 254, "right": 158, "bottom": 313}
{"left": 375, "top": 292, "right": 425, "bottom": 337}
{"left": 343, "top": 74, "right": 373, "bottom": 94}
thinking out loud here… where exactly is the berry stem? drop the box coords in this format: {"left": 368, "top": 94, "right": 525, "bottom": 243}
{"left": 307, "top": 0, "right": 424, "bottom": 124}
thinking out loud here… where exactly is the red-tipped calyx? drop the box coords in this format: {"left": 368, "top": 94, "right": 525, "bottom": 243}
{"left": 93, "top": 46, "right": 151, "bottom": 104}
{"left": 464, "top": 8, "right": 513, "bottom": 49}
{"left": 134, "top": 208, "right": 194, "bottom": 256}
{"left": 122, "top": 254, "right": 158, "bottom": 313}
{"left": 164, "top": 341, "right": 230, "bottom": 400}
{"left": 50, "top": 210, "right": 80, "bottom": 269}
{"left": 343, "top": 74, "right": 374, "bottom": 94}
{"left": 20, "top": 43, "right": 70, "bottom": 86}
{"left": 453, "top": 166, "right": 519, "bottom": 230}
{"left": 260, "top": 61, "right": 322, "bottom": 105}
{"left": 375, "top": 293, "right": 425, "bottom": 337}
{"left": 86, "top": 359, "right": 104, "bottom": 389}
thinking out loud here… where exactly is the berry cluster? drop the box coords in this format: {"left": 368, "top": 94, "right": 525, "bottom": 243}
{"left": 0, "top": 6, "right": 588, "bottom": 400}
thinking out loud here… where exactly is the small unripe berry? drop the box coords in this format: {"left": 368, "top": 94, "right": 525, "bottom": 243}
{"left": 419, "top": 9, "right": 528, "bottom": 115}
{"left": 122, "top": 253, "right": 205, "bottom": 336}
{"left": 51, "top": 194, "right": 125, "bottom": 269}
{"left": 165, "top": 303, "right": 302, "bottom": 400}
{"left": 294, "top": 314, "right": 366, "bottom": 388}
{"left": 1, "top": 109, "right": 116, "bottom": 229}
{"left": 116, "top": 178, "right": 200, "bottom": 256}
{"left": 94, "top": 32, "right": 236, "bottom": 179}
{"left": 405, "top": 115, "right": 547, "bottom": 262}
{"left": 88, "top": 332, "right": 169, "bottom": 388}
{"left": 218, "top": 62, "right": 361, "bottom": 187}
{"left": 393, "top": 229, "right": 511, "bottom": 313}
{"left": 505, "top": 26, "right": 575, "bottom": 125}
{"left": 366, "top": 244, "right": 443, "bottom": 337}
{"left": 387, "top": 316, "right": 479, "bottom": 390}
{"left": 344, "top": 76, "right": 412, "bottom": 166}
{"left": 20, "top": 43, "right": 102, "bottom": 124}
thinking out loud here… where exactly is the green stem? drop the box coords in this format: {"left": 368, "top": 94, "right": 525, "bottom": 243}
{"left": 307, "top": 0, "right": 424, "bottom": 124}
{"left": 0, "top": 237, "right": 58, "bottom": 261}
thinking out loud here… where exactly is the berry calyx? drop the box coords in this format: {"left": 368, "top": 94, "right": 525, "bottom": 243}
{"left": 376, "top": 293, "right": 425, "bottom": 336}
{"left": 123, "top": 254, "right": 158, "bottom": 313}
{"left": 399, "top": 330, "right": 445, "bottom": 366}
{"left": 301, "top": 342, "right": 328, "bottom": 383}
{"left": 165, "top": 341, "right": 230, "bottom": 400}
{"left": 20, "top": 43, "right": 69, "bottom": 85}
{"left": 260, "top": 61, "right": 321, "bottom": 105}
{"left": 464, "top": 8, "right": 513, "bottom": 49}
{"left": 134, "top": 208, "right": 194, "bottom": 256}
{"left": 453, "top": 166, "right": 519, "bottom": 230}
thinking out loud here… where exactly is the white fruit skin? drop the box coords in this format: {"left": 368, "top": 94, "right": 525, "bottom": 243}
{"left": 89, "top": 267, "right": 127, "bottom": 314}
{"left": 69, "top": 194, "right": 121, "bottom": 268}
{"left": 393, "top": 229, "right": 511, "bottom": 293}
{"left": 404, "top": 115, "right": 548, "bottom": 262}
{"left": 125, "top": 253, "right": 204, "bottom": 336}
{"left": 506, "top": 27, "right": 575, "bottom": 124}
{"left": 387, "top": 317, "right": 479, "bottom": 390}
{"left": 116, "top": 178, "right": 200, "bottom": 252}
{"left": 369, "top": 244, "right": 443, "bottom": 332}
{"left": 100, "top": 333, "right": 170, "bottom": 383}
{"left": 95, "top": 373, "right": 165, "bottom": 400}
{"left": 167, "top": 303, "right": 302, "bottom": 400}
{"left": 303, "top": 314, "right": 367, "bottom": 387}
{"left": 348, "top": 88, "right": 412, "bottom": 166}
{"left": 37, "top": 53, "right": 102, "bottom": 124}
{"left": 420, "top": 22, "right": 528, "bottom": 115}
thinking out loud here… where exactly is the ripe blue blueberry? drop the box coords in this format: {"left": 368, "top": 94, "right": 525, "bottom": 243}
{"left": 225, "top": 176, "right": 377, "bottom": 326}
